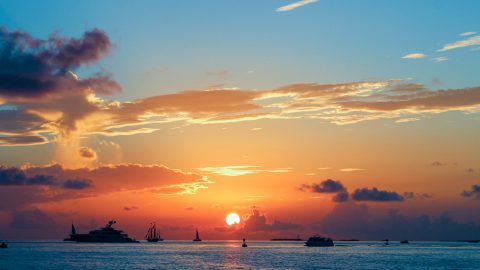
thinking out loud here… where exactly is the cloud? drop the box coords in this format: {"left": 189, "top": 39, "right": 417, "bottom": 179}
{"left": 438, "top": 35, "right": 480, "bottom": 52}
{"left": 198, "top": 165, "right": 290, "bottom": 176}
{"left": 313, "top": 202, "right": 480, "bottom": 240}
{"left": 402, "top": 192, "right": 432, "bottom": 200}
{"left": 244, "top": 208, "right": 300, "bottom": 232}
{"left": 339, "top": 168, "right": 365, "bottom": 172}
{"left": 62, "top": 178, "right": 93, "bottom": 189}
{"left": 333, "top": 191, "right": 349, "bottom": 202}
{"left": 79, "top": 147, "right": 97, "bottom": 160}
{"left": 352, "top": 187, "right": 405, "bottom": 202}
{"left": 430, "top": 161, "right": 443, "bottom": 167}
{"left": 276, "top": 0, "right": 318, "bottom": 12}
{"left": 10, "top": 208, "right": 56, "bottom": 230}
{"left": 402, "top": 53, "right": 427, "bottom": 59}
{"left": 0, "top": 166, "right": 87, "bottom": 188}
{"left": 395, "top": 117, "right": 420, "bottom": 123}
{"left": 461, "top": 184, "right": 480, "bottom": 199}
{"left": 432, "top": 56, "right": 448, "bottom": 63}
{"left": 0, "top": 163, "right": 210, "bottom": 209}
{"left": 466, "top": 168, "right": 475, "bottom": 173}
{"left": 460, "top": 32, "right": 476, "bottom": 37}
{"left": 301, "top": 179, "right": 346, "bottom": 193}
{"left": 0, "top": 27, "right": 120, "bottom": 98}
{"left": 123, "top": 206, "right": 139, "bottom": 211}
{"left": 2, "top": 28, "right": 480, "bottom": 147}
{"left": 336, "top": 86, "right": 480, "bottom": 113}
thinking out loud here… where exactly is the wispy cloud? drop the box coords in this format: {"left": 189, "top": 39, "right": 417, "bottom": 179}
{"left": 395, "top": 117, "right": 420, "bottom": 123}
{"left": 198, "top": 166, "right": 291, "bottom": 176}
{"left": 438, "top": 35, "right": 480, "bottom": 52}
{"left": 276, "top": 0, "right": 318, "bottom": 12}
{"left": 432, "top": 56, "right": 448, "bottom": 63}
{"left": 402, "top": 53, "right": 427, "bottom": 59}
{"left": 339, "top": 168, "right": 366, "bottom": 172}
{"left": 460, "top": 32, "right": 476, "bottom": 37}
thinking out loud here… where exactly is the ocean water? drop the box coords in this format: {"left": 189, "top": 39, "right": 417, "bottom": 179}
{"left": 0, "top": 241, "right": 479, "bottom": 270}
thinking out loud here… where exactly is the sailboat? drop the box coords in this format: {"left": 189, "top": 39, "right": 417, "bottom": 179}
{"left": 193, "top": 228, "right": 202, "bottom": 242}
{"left": 145, "top": 222, "right": 163, "bottom": 242}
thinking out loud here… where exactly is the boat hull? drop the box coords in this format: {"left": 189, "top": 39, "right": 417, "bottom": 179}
{"left": 305, "top": 242, "right": 334, "bottom": 247}
{"left": 66, "top": 234, "right": 139, "bottom": 243}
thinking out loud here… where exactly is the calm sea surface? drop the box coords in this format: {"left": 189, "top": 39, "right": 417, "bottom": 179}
{"left": 0, "top": 241, "right": 479, "bottom": 269}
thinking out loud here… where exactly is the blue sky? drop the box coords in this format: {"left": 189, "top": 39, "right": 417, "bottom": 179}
{"left": 1, "top": 0, "right": 479, "bottom": 101}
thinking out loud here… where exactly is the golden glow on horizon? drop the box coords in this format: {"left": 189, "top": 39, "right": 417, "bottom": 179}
{"left": 226, "top": 213, "right": 241, "bottom": 226}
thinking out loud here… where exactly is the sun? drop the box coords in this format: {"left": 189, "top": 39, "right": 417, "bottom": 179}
{"left": 226, "top": 213, "right": 240, "bottom": 226}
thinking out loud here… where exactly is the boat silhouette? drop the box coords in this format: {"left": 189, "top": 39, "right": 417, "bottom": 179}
{"left": 193, "top": 228, "right": 202, "bottom": 242}
{"left": 146, "top": 222, "right": 163, "bottom": 242}
{"left": 64, "top": 220, "right": 138, "bottom": 243}
{"left": 305, "top": 235, "right": 334, "bottom": 247}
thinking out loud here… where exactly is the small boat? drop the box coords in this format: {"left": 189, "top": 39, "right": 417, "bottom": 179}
{"left": 242, "top": 238, "right": 247, "bottom": 247}
{"left": 305, "top": 235, "right": 334, "bottom": 247}
{"left": 400, "top": 240, "right": 409, "bottom": 244}
{"left": 0, "top": 242, "right": 7, "bottom": 248}
{"left": 383, "top": 239, "right": 389, "bottom": 245}
{"left": 145, "top": 222, "right": 163, "bottom": 242}
{"left": 193, "top": 228, "right": 202, "bottom": 242}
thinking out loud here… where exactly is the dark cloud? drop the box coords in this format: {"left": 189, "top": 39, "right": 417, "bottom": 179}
{"left": 0, "top": 27, "right": 120, "bottom": 98}
{"left": 0, "top": 134, "right": 47, "bottom": 146}
{"left": 10, "top": 208, "right": 56, "bottom": 230}
{"left": 352, "top": 187, "right": 405, "bottom": 202}
{"left": 62, "top": 179, "right": 93, "bottom": 189}
{"left": 79, "top": 147, "right": 97, "bottom": 159}
{"left": 430, "top": 161, "right": 444, "bottom": 167}
{"left": 403, "top": 192, "right": 432, "bottom": 200}
{"left": 123, "top": 206, "right": 139, "bottom": 211}
{"left": 0, "top": 166, "right": 92, "bottom": 189}
{"left": 461, "top": 184, "right": 480, "bottom": 199}
{"left": 333, "top": 191, "right": 349, "bottom": 202}
{"left": 301, "top": 179, "right": 346, "bottom": 193}
{"left": 244, "top": 208, "right": 300, "bottom": 232}
{"left": 313, "top": 203, "right": 480, "bottom": 241}
{"left": 466, "top": 168, "right": 475, "bottom": 173}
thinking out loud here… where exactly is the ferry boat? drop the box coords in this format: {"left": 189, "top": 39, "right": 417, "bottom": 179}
{"left": 145, "top": 222, "right": 163, "bottom": 242}
{"left": 64, "top": 220, "right": 138, "bottom": 243}
{"left": 305, "top": 235, "right": 334, "bottom": 247}
{"left": 193, "top": 228, "right": 202, "bottom": 242}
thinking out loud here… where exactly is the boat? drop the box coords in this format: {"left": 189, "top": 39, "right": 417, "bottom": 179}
{"left": 383, "top": 239, "right": 390, "bottom": 245}
{"left": 305, "top": 235, "right": 334, "bottom": 247}
{"left": 0, "top": 242, "right": 7, "bottom": 248}
{"left": 64, "top": 220, "right": 139, "bottom": 243}
{"left": 193, "top": 228, "right": 202, "bottom": 242}
{"left": 145, "top": 222, "right": 163, "bottom": 242}
{"left": 242, "top": 238, "right": 247, "bottom": 247}
{"left": 400, "top": 240, "right": 409, "bottom": 244}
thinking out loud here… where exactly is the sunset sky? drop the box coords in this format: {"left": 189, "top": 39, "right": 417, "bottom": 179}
{"left": 1, "top": 0, "right": 480, "bottom": 241}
